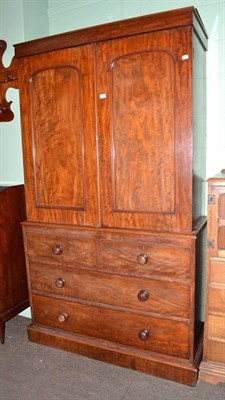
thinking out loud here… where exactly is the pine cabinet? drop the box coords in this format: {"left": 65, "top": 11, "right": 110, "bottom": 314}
{"left": 200, "top": 171, "right": 225, "bottom": 383}
{"left": 0, "top": 6, "right": 208, "bottom": 385}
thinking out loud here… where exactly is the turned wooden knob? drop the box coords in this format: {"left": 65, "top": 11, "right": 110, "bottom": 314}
{"left": 55, "top": 278, "right": 65, "bottom": 288}
{"left": 138, "top": 290, "right": 149, "bottom": 302}
{"left": 139, "top": 329, "right": 149, "bottom": 341}
{"left": 137, "top": 253, "right": 148, "bottom": 265}
{"left": 58, "top": 312, "right": 68, "bottom": 323}
{"left": 52, "top": 244, "right": 63, "bottom": 255}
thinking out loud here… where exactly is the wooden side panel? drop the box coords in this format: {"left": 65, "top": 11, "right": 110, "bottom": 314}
{"left": 217, "top": 188, "right": 225, "bottom": 253}
{"left": 0, "top": 185, "right": 29, "bottom": 343}
{"left": 96, "top": 27, "right": 193, "bottom": 232}
{"left": 0, "top": 185, "right": 28, "bottom": 313}
{"left": 206, "top": 340, "right": 225, "bottom": 364}
{"left": 208, "top": 315, "right": 225, "bottom": 339}
{"left": 218, "top": 193, "right": 225, "bottom": 218}
{"left": 208, "top": 286, "right": 225, "bottom": 313}
{"left": 18, "top": 45, "right": 99, "bottom": 226}
{"left": 207, "top": 182, "right": 225, "bottom": 257}
{"left": 218, "top": 227, "right": 225, "bottom": 250}
{"left": 210, "top": 259, "right": 225, "bottom": 284}
{"left": 192, "top": 30, "right": 207, "bottom": 223}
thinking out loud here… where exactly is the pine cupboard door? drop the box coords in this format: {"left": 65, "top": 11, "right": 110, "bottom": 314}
{"left": 18, "top": 45, "right": 99, "bottom": 226}
{"left": 207, "top": 181, "right": 225, "bottom": 257}
{"left": 96, "top": 28, "right": 193, "bottom": 232}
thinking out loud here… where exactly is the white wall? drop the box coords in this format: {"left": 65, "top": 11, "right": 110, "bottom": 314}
{"left": 0, "top": 0, "right": 49, "bottom": 185}
{"left": 0, "top": 0, "right": 49, "bottom": 317}
{"left": 0, "top": 0, "right": 24, "bottom": 185}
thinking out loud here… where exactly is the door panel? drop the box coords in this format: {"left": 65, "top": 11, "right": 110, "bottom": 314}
{"left": 19, "top": 45, "right": 99, "bottom": 226}
{"left": 208, "top": 183, "right": 225, "bottom": 257}
{"left": 30, "top": 66, "right": 85, "bottom": 210}
{"left": 111, "top": 51, "right": 175, "bottom": 213}
{"left": 96, "top": 28, "right": 193, "bottom": 232}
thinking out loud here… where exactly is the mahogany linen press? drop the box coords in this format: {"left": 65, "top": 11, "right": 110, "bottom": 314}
{"left": 0, "top": 6, "right": 208, "bottom": 385}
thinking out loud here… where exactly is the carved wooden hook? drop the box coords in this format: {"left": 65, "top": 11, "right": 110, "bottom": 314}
{"left": 0, "top": 40, "right": 18, "bottom": 122}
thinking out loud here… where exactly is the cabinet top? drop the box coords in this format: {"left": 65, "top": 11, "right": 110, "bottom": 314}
{"left": 14, "top": 6, "right": 208, "bottom": 58}
{"left": 208, "top": 170, "right": 225, "bottom": 182}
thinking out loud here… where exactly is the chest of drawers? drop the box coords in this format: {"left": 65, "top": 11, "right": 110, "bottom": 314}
{"left": 23, "top": 221, "right": 205, "bottom": 385}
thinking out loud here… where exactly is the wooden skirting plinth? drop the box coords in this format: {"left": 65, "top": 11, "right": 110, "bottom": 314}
{"left": 27, "top": 324, "right": 202, "bottom": 387}
{"left": 199, "top": 361, "right": 225, "bottom": 384}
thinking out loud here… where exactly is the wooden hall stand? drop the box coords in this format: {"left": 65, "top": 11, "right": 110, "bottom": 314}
{"left": 199, "top": 170, "right": 225, "bottom": 384}
{"left": 0, "top": 185, "right": 29, "bottom": 343}
{"left": 0, "top": 7, "right": 208, "bottom": 385}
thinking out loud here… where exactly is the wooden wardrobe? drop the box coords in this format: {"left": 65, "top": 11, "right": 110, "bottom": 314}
{"left": 0, "top": 7, "right": 208, "bottom": 385}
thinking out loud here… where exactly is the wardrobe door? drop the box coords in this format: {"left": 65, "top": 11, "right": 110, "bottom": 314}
{"left": 18, "top": 45, "right": 99, "bottom": 226}
{"left": 96, "top": 28, "right": 193, "bottom": 232}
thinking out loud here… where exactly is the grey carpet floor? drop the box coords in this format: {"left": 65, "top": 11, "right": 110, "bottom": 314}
{"left": 0, "top": 316, "right": 224, "bottom": 400}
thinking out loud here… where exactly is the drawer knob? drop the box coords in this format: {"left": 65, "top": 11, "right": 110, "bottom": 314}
{"left": 139, "top": 329, "right": 149, "bottom": 341}
{"left": 138, "top": 290, "right": 149, "bottom": 302}
{"left": 58, "top": 312, "right": 68, "bottom": 323}
{"left": 137, "top": 253, "right": 148, "bottom": 265}
{"left": 55, "top": 278, "right": 65, "bottom": 288}
{"left": 53, "top": 244, "right": 63, "bottom": 255}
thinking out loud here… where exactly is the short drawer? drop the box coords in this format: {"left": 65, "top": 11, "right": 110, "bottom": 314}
{"left": 208, "top": 286, "right": 225, "bottom": 313}
{"left": 32, "top": 294, "right": 190, "bottom": 359}
{"left": 28, "top": 262, "right": 190, "bottom": 318}
{"left": 100, "top": 240, "right": 191, "bottom": 280}
{"left": 25, "top": 232, "right": 97, "bottom": 268}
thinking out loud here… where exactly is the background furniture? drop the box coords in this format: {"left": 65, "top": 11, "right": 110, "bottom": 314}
{"left": 0, "top": 185, "right": 29, "bottom": 343}
{"left": 0, "top": 7, "right": 207, "bottom": 385}
{"left": 200, "top": 170, "right": 225, "bottom": 383}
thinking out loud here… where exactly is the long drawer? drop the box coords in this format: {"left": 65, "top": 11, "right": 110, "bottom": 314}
{"left": 31, "top": 294, "right": 190, "bottom": 359}
{"left": 25, "top": 232, "right": 97, "bottom": 267}
{"left": 99, "top": 240, "right": 191, "bottom": 280}
{"left": 28, "top": 262, "right": 190, "bottom": 318}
